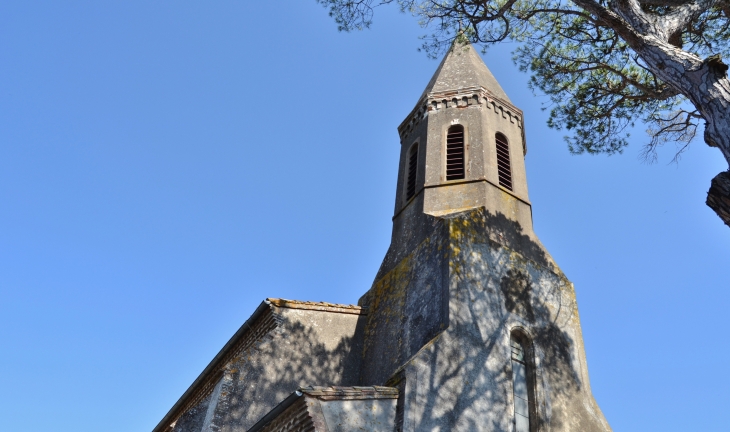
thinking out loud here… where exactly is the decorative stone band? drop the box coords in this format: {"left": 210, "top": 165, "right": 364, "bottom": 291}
{"left": 299, "top": 386, "right": 399, "bottom": 401}
{"left": 397, "top": 87, "right": 527, "bottom": 156}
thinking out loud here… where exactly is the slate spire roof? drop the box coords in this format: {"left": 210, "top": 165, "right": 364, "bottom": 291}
{"left": 421, "top": 39, "right": 511, "bottom": 103}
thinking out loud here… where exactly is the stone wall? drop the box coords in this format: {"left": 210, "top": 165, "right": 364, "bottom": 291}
{"left": 251, "top": 387, "right": 398, "bottom": 432}
{"left": 156, "top": 300, "right": 367, "bottom": 432}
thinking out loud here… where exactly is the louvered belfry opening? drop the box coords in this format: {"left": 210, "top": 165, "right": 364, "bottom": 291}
{"left": 405, "top": 143, "right": 419, "bottom": 201}
{"left": 445, "top": 125, "right": 466, "bottom": 180}
{"left": 495, "top": 133, "right": 513, "bottom": 190}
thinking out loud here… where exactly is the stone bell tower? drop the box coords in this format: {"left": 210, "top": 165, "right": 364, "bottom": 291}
{"left": 385, "top": 39, "right": 537, "bottom": 271}
{"left": 395, "top": 37, "right": 530, "bottom": 221}
{"left": 356, "top": 40, "right": 612, "bottom": 431}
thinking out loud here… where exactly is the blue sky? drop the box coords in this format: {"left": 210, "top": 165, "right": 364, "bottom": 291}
{"left": 0, "top": 1, "right": 728, "bottom": 431}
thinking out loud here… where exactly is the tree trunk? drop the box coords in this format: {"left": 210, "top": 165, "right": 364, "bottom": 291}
{"left": 692, "top": 73, "right": 730, "bottom": 227}
{"left": 707, "top": 171, "right": 730, "bottom": 227}
{"left": 629, "top": 40, "right": 730, "bottom": 228}
{"left": 581, "top": 0, "right": 730, "bottom": 227}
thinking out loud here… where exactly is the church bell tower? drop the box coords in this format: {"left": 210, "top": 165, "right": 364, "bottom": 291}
{"left": 357, "top": 40, "right": 612, "bottom": 432}
{"left": 384, "top": 39, "right": 541, "bottom": 272}
{"left": 152, "top": 38, "right": 612, "bottom": 432}
{"left": 395, "top": 38, "right": 530, "bottom": 224}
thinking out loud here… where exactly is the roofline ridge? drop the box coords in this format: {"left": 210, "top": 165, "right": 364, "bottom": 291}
{"left": 267, "top": 298, "right": 367, "bottom": 315}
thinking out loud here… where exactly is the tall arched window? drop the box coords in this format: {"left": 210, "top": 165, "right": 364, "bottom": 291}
{"left": 405, "top": 143, "right": 419, "bottom": 201}
{"left": 496, "top": 133, "right": 513, "bottom": 190}
{"left": 511, "top": 331, "right": 536, "bottom": 432}
{"left": 446, "top": 125, "right": 465, "bottom": 180}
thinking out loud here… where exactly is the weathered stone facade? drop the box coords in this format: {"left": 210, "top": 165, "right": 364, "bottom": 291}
{"left": 153, "top": 40, "right": 610, "bottom": 432}
{"left": 250, "top": 387, "right": 398, "bottom": 432}
{"left": 359, "top": 207, "right": 609, "bottom": 431}
{"left": 156, "top": 300, "right": 367, "bottom": 432}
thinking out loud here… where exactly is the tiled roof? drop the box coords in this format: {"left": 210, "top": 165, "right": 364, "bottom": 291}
{"left": 267, "top": 298, "right": 367, "bottom": 315}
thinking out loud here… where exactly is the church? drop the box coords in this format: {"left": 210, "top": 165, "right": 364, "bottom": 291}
{"left": 153, "top": 40, "right": 611, "bottom": 432}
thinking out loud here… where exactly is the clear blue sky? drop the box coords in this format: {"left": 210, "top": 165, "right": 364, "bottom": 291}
{"left": 1, "top": 1, "right": 728, "bottom": 431}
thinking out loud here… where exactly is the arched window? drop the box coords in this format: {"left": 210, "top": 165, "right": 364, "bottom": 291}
{"left": 446, "top": 125, "right": 465, "bottom": 180}
{"left": 511, "top": 331, "right": 536, "bottom": 432}
{"left": 405, "top": 143, "right": 419, "bottom": 201}
{"left": 496, "top": 133, "right": 513, "bottom": 190}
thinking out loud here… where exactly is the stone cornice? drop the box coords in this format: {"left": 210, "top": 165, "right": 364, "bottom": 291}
{"left": 299, "top": 386, "right": 398, "bottom": 400}
{"left": 398, "top": 86, "right": 527, "bottom": 155}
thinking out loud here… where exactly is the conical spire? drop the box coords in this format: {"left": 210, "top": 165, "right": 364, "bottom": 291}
{"left": 421, "top": 39, "right": 511, "bottom": 102}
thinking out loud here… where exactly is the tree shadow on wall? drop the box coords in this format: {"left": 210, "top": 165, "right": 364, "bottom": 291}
{"left": 212, "top": 314, "right": 365, "bottom": 432}
{"left": 399, "top": 209, "right": 590, "bottom": 432}
{"left": 470, "top": 208, "right": 554, "bottom": 271}
{"left": 176, "top": 207, "right": 604, "bottom": 432}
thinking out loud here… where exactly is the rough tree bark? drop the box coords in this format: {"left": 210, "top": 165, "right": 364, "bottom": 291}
{"left": 707, "top": 171, "right": 730, "bottom": 226}
{"left": 573, "top": 0, "right": 730, "bottom": 226}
